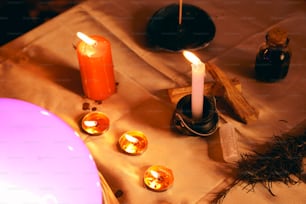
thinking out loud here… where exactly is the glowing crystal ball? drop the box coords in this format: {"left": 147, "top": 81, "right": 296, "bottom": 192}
{"left": 0, "top": 98, "right": 102, "bottom": 204}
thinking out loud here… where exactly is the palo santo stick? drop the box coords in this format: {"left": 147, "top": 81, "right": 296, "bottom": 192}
{"left": 168, "top": 79, "right": 241, "bottom": 104}
{"left": 206, "top": 62, "right": 259, "bottom": 123}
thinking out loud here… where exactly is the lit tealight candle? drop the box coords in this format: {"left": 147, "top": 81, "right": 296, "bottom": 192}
{"left": 81, "top": 112, "right": 110, "bottom": 135}
{"left": 183, "top": 50, "right": 205, "bottom": 120}
{"left": 118, "top": 130, "right": 148, "bottom": 155}
{"left": 143, "top": 165, "right": 174, "bottom": 191}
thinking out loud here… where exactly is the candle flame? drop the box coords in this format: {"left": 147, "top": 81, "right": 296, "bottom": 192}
{"left": 183, "top": 51, "right": 202, "bottom": 65}
{"left": 76, "top": 32, "right": 97, "bottom": 46}
{"left": 125, "top": 134, "right": 139, "bottom": 143}
{"left": 84, "top": 120, "right": 98, "bottom": 127}
{"left": 150, "top": 170, "right": 160, "bottom": 178}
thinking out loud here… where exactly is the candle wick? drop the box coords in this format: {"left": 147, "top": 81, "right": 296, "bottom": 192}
{"left": 92, "top": 41, "right": 98, "bottom": 47}
{"left": 72, "top": 43, "right": 77, "bottom": 50}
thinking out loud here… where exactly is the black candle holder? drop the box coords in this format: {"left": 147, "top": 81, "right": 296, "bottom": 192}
{"left": 146, "top": 3, "right": 216, "bottom": 52}
{"left": 171, "top": 94, "right": 219, "bottom": 136}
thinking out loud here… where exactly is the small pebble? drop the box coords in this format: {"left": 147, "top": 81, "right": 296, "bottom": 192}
{"left": 115, "top": 189, "right": 124, "bottom": 198}
{"left": 95, "top": 100, "right": 103, "bottom": 105}
{"left": 82, "top": 102, "right": 90, "bottom": 110}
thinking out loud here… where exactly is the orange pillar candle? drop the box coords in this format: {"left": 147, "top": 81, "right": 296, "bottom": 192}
{"left": 76, "top": 32, "right": 116, "bottom": 100}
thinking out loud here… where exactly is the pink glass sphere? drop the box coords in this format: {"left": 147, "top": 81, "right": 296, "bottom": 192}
{"left": 0, "top": 98, "right": 102, "bottom": 204}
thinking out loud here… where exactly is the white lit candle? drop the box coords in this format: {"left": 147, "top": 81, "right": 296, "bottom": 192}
{"left": 183, "top": 51, "right": 205, "bottom": 119}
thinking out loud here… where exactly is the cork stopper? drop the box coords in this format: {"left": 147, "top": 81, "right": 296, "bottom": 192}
{"left": 266, "top": 27, "right": 288, "bottom": 46}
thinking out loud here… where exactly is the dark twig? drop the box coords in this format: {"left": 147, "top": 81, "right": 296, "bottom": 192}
{"left": 213, "top": 131, "right": 306, "bottom": 203}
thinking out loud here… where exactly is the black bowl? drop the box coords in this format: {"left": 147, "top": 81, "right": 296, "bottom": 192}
{"left": 146, "top": 3, "right": 216, "bottom": 52}
{"left": 171, "top": 95, "right": 219, "bottom": 136}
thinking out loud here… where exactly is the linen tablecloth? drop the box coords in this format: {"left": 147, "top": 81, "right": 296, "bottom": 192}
{"left": 0, "top": 0, "right": 306, "bottom": 203}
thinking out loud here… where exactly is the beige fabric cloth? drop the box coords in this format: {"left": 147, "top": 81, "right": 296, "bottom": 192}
{"left": 0, "top": 0, "right": 306, "bottom": 203}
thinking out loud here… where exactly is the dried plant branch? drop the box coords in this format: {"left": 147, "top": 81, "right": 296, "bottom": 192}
{"left": 213, "top": 131, "right": 306, "bottom": 203}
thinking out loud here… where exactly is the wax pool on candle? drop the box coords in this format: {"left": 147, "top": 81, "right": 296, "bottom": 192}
{"left": 183, "top": 51, "right": 205, "bottom": 119}
{"left": 76, "top": 33, "right": 115, "bottom": 100}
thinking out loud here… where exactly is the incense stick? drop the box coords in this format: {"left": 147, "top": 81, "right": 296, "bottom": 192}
{"left": 179, "top": 0, "right": 183, "bottom": 25}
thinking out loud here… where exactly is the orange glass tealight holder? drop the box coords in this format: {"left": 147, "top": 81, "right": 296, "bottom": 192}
{"left": 118, "top": 130, "right": 148, "bottom": 155}
{"left": 143, "top": 165, "right": 174, "bottom": 191}
{"left": 81, "top": 112, "right": 109, "bottom": 135}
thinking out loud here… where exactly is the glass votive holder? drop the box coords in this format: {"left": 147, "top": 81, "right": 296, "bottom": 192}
{"left": 81, "top": 112, "right": 109, "bottom": 135}
{"left": 118, "top": 130, "right": 148, "bottom": 155}
{"left": 143, "top": 165, "right": 174, "bottom": 191}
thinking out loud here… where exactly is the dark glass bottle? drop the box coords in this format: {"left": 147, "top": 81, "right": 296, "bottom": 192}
{"left": 254, "top": 27, "right": 291, "bottom": 82}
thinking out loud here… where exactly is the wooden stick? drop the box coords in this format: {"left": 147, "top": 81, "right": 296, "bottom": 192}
{"left": 197, "top": 176, "right": 237, "bottom": 203}
{"left": 168, "top": 78, "right": 241, "bottom": 104}
{"left": 206, "top": 62, "right": 259, "bottom": 123}
{"left": 98, "top": 171, "right": 120, "bottom": 204}
{"left": 179, "top": 0, "right": 183, "bottom": 25}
